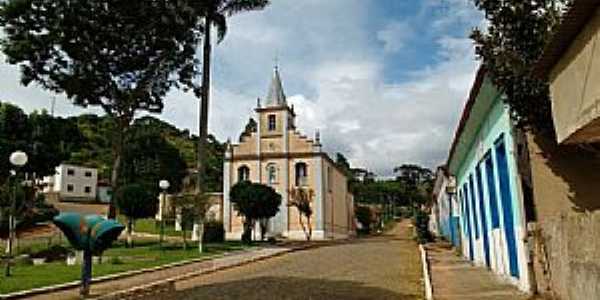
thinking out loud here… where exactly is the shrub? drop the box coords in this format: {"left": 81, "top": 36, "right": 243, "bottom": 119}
{"left": 203, "top": 220, "right": 225, "bottom": 243}
{"left": 413, "top": 209, "right": 432, "bottom": 244}
{"left": 355, "top": 206, "right": 373, "bottom": 234}
{"left": 29, "top": 245, "right": 70, "bottom": 262}
{"left": 110, "top": 256, "right": 124, "bottom": 265}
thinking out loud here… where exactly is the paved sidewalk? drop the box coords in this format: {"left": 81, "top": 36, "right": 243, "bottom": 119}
{"left": 426, "top": 242, "right": 531, "bottom": 300}
{"left": 20, "top": 247, "right": 289, "bottom": 300}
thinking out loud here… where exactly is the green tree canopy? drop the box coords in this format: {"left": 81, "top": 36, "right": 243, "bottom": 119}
{"left": 229, "top": 181, "right": 281, "bottom": 242}
{"left": 0, "top": 102, "right": 29, "bottom": 183}
{"left": 0, "top": 102, "right": 76, "bottom": 182}
{"left": 115, "top": 183, "right": 156, "bottom": 221}
{"left": 27, "top": 110, "right": 72, "bottom": 178}
{"left": 471, "top": 0, "right": 570, "bottom": 132}
{"left": 239, "top": 117, "right": 257, "bottom": 142}
{"left": 393, "top": 164, "right": 433, "bottom": 187}
{"left": 230, "top": 181, "right": 281, "bottom": 221}
{"left": 0, "top": 0, "right": 204, "bottom": 217}
{"left": 119, "top": 124, "right": 188, "bottom": 197}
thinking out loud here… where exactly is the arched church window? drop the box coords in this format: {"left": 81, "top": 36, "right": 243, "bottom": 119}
{"left": 295, "top": 162, "right": 308, "bottom": 186}
{"left": 267, "top": 163, "right": 277, "bottom": 185}
{"left": 238, "top": 165, "right": 250, "bottom": 182}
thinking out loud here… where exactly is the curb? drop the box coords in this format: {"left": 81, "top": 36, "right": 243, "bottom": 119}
{"left": 420, "top": 244, "right": 433, "bottom": 300}
{"left": 0, "top": 248, "right": 255, "bottom": 300}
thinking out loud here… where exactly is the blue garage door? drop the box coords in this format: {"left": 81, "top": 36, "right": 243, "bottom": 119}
{"left": 475, "top": 164, "right": 490, "bottom": 268}
{"left": 495, "top": 136, "right": 520, "bottom": 278}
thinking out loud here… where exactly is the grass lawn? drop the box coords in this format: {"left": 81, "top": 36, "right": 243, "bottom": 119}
{"left": 0, "top": 239, "right": 248, "bottom": 295}
{"left": 118, "top": 216, "right": 191, "bottom": 238}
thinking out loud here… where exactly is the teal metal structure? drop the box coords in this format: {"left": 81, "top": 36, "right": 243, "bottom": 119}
{"left": 53, "top": 213, "right": 124, "bottom": 296}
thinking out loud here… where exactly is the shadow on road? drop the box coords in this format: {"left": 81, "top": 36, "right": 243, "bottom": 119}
{"left": 169, "top": 275, "right": 420, "bottom": 300}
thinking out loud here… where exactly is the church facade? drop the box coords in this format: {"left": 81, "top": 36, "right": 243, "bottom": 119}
{"left": 222, "top": 68, "right": 356, "bottom": 240}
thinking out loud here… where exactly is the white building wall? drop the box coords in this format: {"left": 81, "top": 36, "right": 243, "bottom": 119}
{"left": 55, "top": 164, "right": 98, "bottom": 200}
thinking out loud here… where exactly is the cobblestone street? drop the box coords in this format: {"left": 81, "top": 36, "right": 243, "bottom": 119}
{"left": 171, "top": 221, "right": 423, "bottom": 300}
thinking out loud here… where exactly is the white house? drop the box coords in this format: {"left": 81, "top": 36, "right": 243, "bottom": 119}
{"left": 43, "top": 164, "right": 98, "bottom": 201}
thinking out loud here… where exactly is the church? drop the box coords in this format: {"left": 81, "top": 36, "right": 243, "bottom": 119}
{"left": 222, "top": 67, "right": 356, "bottom": 240}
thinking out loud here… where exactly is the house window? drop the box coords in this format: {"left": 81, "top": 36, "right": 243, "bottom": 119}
{"left": 67, "top": 184, "right": 74, "bottom": 192}
{"left": 268, "top": 114, "right": 276, "bottom": 131}
{"left": 267, "top": 164, "right": 277, "bottom": 185}
{"left": 237, "top": 165, "right": 250, "bottom": 182}
{"left": 295, "top": 162, "right": 308, "bottom": 186}
{"left": 85, "top": 186, "right": 92, "bottom": 194}
{"left": 67, "top": 169, "right": 75, "bottom": 176}
{"left": 84, "top": 171, "right": 92, "bottom": 177}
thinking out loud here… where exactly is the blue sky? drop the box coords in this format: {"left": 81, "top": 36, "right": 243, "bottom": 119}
{"left": 0, "top": 0, "right": 484, "bottom": 177}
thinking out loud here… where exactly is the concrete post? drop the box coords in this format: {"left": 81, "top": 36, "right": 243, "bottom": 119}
{"left": 314, "top": 156, "right": 324, "bottom": 232}
{"left": 223, "top": 156, "right": 232, "bottom": 232}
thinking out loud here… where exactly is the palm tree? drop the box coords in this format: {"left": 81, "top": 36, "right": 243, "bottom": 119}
{"left": 194, "top": 0, "right": 270, "bottom": 193}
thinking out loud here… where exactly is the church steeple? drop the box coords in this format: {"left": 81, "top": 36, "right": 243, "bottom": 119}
{"left": 265, "top": 66, "right": 287, "bottom": 107}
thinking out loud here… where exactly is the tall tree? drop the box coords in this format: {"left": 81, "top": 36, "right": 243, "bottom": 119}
{"left": 392, "top": 164, "right": 433, "bottom": 209}
{"left": 229, "top": 181, "right": 280, "bottom": 243}
{"left": 335, "top": 153, "right": 352, "bottom": 177}
{"left": 175, "top": 189, "right": 212, "bottom": 253}
{"left": 239, "top": 117, "right": 257, "bottom": 142}
{"left": 192, "top": 0, "right": 270, "bottom": 194}
{"left": 289, "top": 187, "right": 314, "bottom": 241}
{"left": 0, "top": 0, "right": 202, "bottom": 218}
{"left": 471, "top": 0, "right": 571, "bottom": 133}
{"left": 119, "top": 125, "right": 188, "bottom": 197}
{"left": 0, "top": 102, "right": 29, "bottom": 184}
{"left": 28, "top": 110, "right": 71, "bottom": 178}
{"left": 115, "top": 183, "right": 155, "bottom": 248}
{"left": 0, "top": 103, "right": 72, "bottom": 183}
{"left": 393, "top": 164, "right": 433, "bottom": 188}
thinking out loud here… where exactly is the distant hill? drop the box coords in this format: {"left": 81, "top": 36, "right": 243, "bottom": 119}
{"left": 64, "top": 114, "right": 224, "bottom": 192}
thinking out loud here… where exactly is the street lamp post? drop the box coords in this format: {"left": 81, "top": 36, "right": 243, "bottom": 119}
{"left": 5, "top": 151, "right": 28, "bottom": 277}
{"left": 158, "top": 180, "right": 170, "bottom": 251}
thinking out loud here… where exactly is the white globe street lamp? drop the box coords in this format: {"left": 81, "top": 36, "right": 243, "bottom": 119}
{"left": 5, "top": 151, "right": 28, "bottom": 277}
{"left": 9, "top": 150, "right": 28, "bottom": 167}
{"left": 158, "top": 180, "right": 169, "bottom": 251}
{"left": 159, "top": 180, "right": 170, "bottom": 191}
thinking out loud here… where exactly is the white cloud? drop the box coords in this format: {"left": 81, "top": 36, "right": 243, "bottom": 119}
{"left": 377, "top": 21, "right": 413, "bottom": 53}
{"left": 286, "top": 36, "right": 479, "bottom": 175}
{"left": 423, "top": 0, "right": 484, "bottom": 34}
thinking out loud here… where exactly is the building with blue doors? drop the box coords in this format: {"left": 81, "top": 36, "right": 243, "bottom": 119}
{"left": 430, "top": 166, "right": 460, "bottom": 247}
{"left": 446, "top": 67, "right": 531, "bottom": 292}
